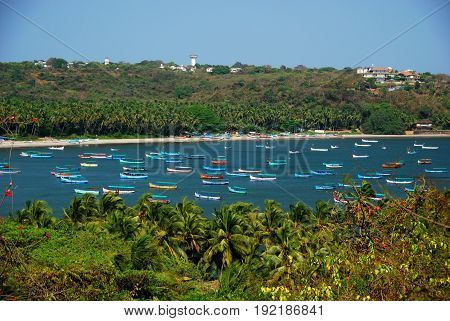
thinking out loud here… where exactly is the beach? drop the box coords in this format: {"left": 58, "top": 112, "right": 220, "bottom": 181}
{"left": 0, "top": 133, "right": 449, "bottom": 149}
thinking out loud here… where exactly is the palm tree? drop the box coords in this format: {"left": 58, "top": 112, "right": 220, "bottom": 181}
{"left": 259, "top": 200, "right": 286, "bottom": 244}
{"left": 130, "top": 234, "right": 163, "bottom": 270}
{"left": 16, "top": 200, "right": 53, "bottom": 228}
{"left": 106, "top": 208, "right": 140, "bottom": 240}
{"left": 203, "top": 206, "right": 252, "bottom": 269}
{"left": 63, "top": 194, "right": 99, "bottom": 225}
{"left": 289, "top": 201, "right": 315, "bottom": 227}
{"left": 100, "top": 193, "right": 124, "bottom": 216}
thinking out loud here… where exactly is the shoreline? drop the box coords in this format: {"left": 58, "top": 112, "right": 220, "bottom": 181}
{"left": 0, "top": 133, "right": 449, "bottom": 149}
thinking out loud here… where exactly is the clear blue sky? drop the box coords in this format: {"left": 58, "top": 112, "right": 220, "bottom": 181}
{"left": 0, "top": 0, "right": 448, "bottom": 73}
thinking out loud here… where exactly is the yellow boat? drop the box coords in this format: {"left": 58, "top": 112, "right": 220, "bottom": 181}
{"left": 149, "top": 181, "right": 177, "bottom": 190}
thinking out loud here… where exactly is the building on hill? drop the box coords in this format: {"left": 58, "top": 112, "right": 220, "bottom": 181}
{"left": 357, "top": 66, "right": 420, "bottom": 84}
{"left": 190, "top": 54, "right": 198, "bottom": 66}
{"left": 104, "top": 57, "right": 110, "bottom": 65}
{"left": 397, "top": 69, "right": 420, "bottom": 82}
{"left": 415, "top": 119, "right": 432, "bottom": 130}
{"left": 206, "top": 67, "right": 214, "bottom": 73}
{"left": 230, "top": 67, "right": 242, "bottom": 73}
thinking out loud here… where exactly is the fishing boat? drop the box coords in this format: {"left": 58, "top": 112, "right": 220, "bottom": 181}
{"left": 315, "top": 184, "right": 336, "bottom": 190}
{"left": 89, "top": 153, "right": 108, "bottom": 159}
{"left": 228, "top": 186, "right": 247, "bottom": 194}
{"left": 103, "top": 185, "right": 135, "bottom": 194}
{"left": 330, "top": 145, "right": 339, "bottom": 149}
{"left": 265, "top": 145, "right": 274, "bottom": 149}
{"left": 226, "top": 171, "right": 249, "bottom": 177}
{"left": 371, "top": 193, "right": 385, "bottom": 201}
{"left": 338, "top": 183, "right": 361, "bottom": 188}
{"left": 424, "top": 168, "right": 448, "bottom": 173}
{"left": 310, "top": 147, "right": 329, "bottom": 152}
{"left": 250, "top": 174, "right": 277, "bottom": 181}
{"left": 413, "top": 142, "right": 424, "bottom": 147}
{"left": 407, "top": 148, "right": 417, "bottom": 155}
{"left": 375, "top": 172, "right": 391, "bottom": 176}
{"left": 200, "top": 173, "right": 224, "bottom": 179}
{"left": 255, "top": 144, "right": 265, "bottom": 148}
{"left": 417, "top": 159, "right": 432, "bottom": 165}
{"left": 238, "top": 168, "right": 261, "bottom": 174}
{"left": 55, "top": 165, "right": 78, "bottom": 171}
{"left": 194, "top": 191, "right": 221, "bottom": 200}
{"left": 202, "top": 180, "right": 229, "bottom": 185}
{"left": 80, "top": 162, "right": 98, "bottom": 167}
{"left": 352, "top": 154, "right": 369, "bottom": 158}
{"left": 354, "top": 142, "right": 371, "bottom": 147}
{"left": 48, "top": 146, "right": 64, "bottom": 150}
{"left": 421, "top": 145, "right": 439, "bottom": 150}
{"left": 289, "top": 150, "right": 300, "bottom": 154}
{"left": 0, "top": 168, "right": 21, "bottom": 174}
{"left": 294, "top": 173, "right": 312, "bottom": 178}
{"left": 150, "top": 198, "right": 171, "bottom": 204}
{"left": 160, "top": 151, "right": 183, "bottom": 157}
{"left": 311, "top": 170, "right": 334, "bottom": 176}
{"left": 212, "top": 159, "right": 227, "bottom": 165}
{"left": 386, "top": 178, "right": 414, "bottom": 184}
{"left": 381, "top": 162, "right": 402, "bottom": 169}
{"left": 186, "top": 154, "right": 206, "bottom": 159}
{"left": 381, "top": 146, "right": 387, "bottom": 150}
{"left": 149, "top": 181, "right": 178, "bottom": 190}
{"left": 323, "top": 162, "right": 343, "bottom": 169}
{"left": 110, "top": 148, "right": 120, "bottom": 151}
{"left": 30, "top": 152, "right": 53, "bottom": 158}
{"left": 120, "top": 172, "right": 148, "bottom": 179}
{"left": 61, "top": 177, "right": 88, "bottom": 184}
{"left": 151, "top": 194, "right": 169, "bottom": 199}
{"left": 203, "top": 166, "right": 226, "bottom": 171}
{"left": 357, "top": 174, "right": 382, "bottom": 179}
{"left": 362, "top": 139, "right": 378, "bottom": 143}
{"left": 74, "top": 188, "right": 100, "bottom": 195}
{"left": 165, "top": 158, "right": 183, "bottom": 164}
{"left": 268, "top": 160, "right": 287, "bottom": 166}
{"left": 120, "top": 158, "right": 144, "bottom": 164}
{"left": 123, "top": 166, "right": 146, "bottom": 171}
{"left": 20, "top": 151, "right": 38, "bottom": 157}
{"left": 167, "top": 166, "right": 193, "bottom": 173}
{"left": 54, "top": 172, "right": 82, "bottom": 178}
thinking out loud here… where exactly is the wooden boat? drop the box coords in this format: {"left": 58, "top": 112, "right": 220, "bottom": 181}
{"left": 226, "top": 171, "right": 249, "bottom": 177}
{"left": 103, "top": 185, "right": 135, "bottom": 194}
{"left": 107, "top": 154, "right": 126, "bottom": 160}
{"left": 268, "top": 160, "right": 287, "bottom": 166}
{"left": 48, "top": 146, "right": 64, "bottom": 150}
{"left": 165, "top": 158, "right": 183, "bottom": 164}
{"left": 150, "top": 199, "right": 170, "bottom": 204}
{"left": 160, "top": 151, "right": 182, "bottom": 156}
{"left": 212, "top": 159, "right": 227, "bottom": 165}
{"left": 56, "top": 172, "right": 82, "bottom": 178}
{"left": 61, "top": 177, "right": 88, "bottom": 184}
{"left": 265, "top": 145, "right": 274, "bottom": 149}
{"left": 338, "top": 183, "right": 361, "bottom": 188}
{"left": 353, "top": 154, "right": 369, "bottom": 158}
{"left": 151, "top": 194, "right": 169, "bottom": 199}
{"left": 418, "top": 159, "right": 432, "bottom": 165}
{"left": 89, "top": 153, "right": 108, "bottom": 159}
{"left": 357, "top": 174, "right": 381, "bottom": 179}
{"left": 413, "top": 143, "right": 424, "bottom": 147}
{"left": 421, "top": 145, "right": 439, "bottom": 150}
{"left": 310, "top": 147, "right": 329, "bottom": 152}
{"left": 289, "top": 150, "right": 300, "bottom": 154}
{"left": 323, "top": 162, "right": 343, "bottom": 169}
{"left": 20, "top": 151, "right": 39, "bottom": 157}
{"left": 186, "top": 154, "right": 206, "bottom": 159}
{"left": 167, "top": 166, "right": 192, "bottom": 173}
{"left": 381, "top": 162, "right": 402, "bottom": 169}
{"left": 203, "top": 166, "right": 226, "bottom": 171}
{"left": 123, "top": 166, "right": 145, "bottom": 171}
{"left": 294, "top": 173, "right": 312, "bottom": 178}
{"left": 202, "top": 180, "right": 229, "bottom": 185}
{"left": 200, "top": 173, "right": 224, "bottom": 179}
{"left": 355, "top": 142, "right": 371, "bottom": 147}
{"left": 194, "top": 191, "right": 221, "bottom": 200}
{"left": 250, "top": 174, "right": 276, "bottom": 181}
{"left": 311, "top": 170, "right": 334, "bottom": 176}
{"left": 375, "top": 172, "right": 391, "bottom": 176}
{"left": 238, "top": 168, "right": 261, "bottom": 174}
{"left": 0, "top": 168, "right": 21, "bottom": 174}
{"left": 228, "top": 186, "right": 247, "bottom": 194}
{"left": 424, "top": 168, "right": 448, "bottom": 173}
{"left": 120, "top": 158, "right": 144, "bottom": 164}
{"left": 80, "top": 162, "right": 98, "bottom": 167}
{"left": 407, "top": 148, "right": 417, "bottom": 155}
{"left": 149, "top": 181, "right": 178, "bottom": 190}
{"left": 362, "top": 139, "right": 378, "bottom": 143}
{"left": 315, "top": 184, "right": 336, "bottom": 190}
{"left": 74, "top": 188, "right": 100, "bottom": 195}
{"left": 30, "top": 152, "right": 53, "bottom": 158}
{"left": 330, "top": 145, "right": 339, "bottom": 149}
{"left": 120, "top": 172, "right": 148, "bottom": 179}
{"left": 386, "top": 178, "right": 414, "bottom": 184}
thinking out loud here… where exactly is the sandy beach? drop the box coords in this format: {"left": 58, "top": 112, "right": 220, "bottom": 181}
{"left": 0, "top": 133, "right": 448, "bottom": 149}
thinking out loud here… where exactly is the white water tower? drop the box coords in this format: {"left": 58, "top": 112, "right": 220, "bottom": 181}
{"left": 190, "top": 54, "right": 198, "bottom": 66}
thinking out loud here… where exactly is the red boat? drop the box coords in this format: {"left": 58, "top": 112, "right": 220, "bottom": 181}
{"left": 381, "top": 162, "right": 402, "bottom": 169}
{"left": 212, "top": 160, "right": 227, "bottom": 165}
{"left": 418, "top": 159, "right": 432, "bottom": 165}
{"left": 200, "top": 174, "right": 224, "bottom": 179}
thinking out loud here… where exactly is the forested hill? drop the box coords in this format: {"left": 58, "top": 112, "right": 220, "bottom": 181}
{"left": 0, "top": 60, "right": 449, "bottom": 136}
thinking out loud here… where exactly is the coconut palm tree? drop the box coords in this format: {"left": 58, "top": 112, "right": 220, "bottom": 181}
{"left": 100, "top": 193, "right": 125, "bottom": 216}
{"left": 16, "top": 200, "right": 53, "bottom": 228}
{"left": 106, "top": 208, "right": 140, "bottom": 240}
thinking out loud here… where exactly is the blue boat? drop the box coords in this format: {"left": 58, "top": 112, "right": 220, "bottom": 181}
{"left": 119, "top": 158, "right": 144, "bottom": 164}
{"left": 203, "top": 166, "right": 226, "bottom": 171}
{"left": 187, "top": 154, "right": 206, "bottom": 159}
{"left": 357, "top": 174, "right": 382, "bottom": 179}
{"left": 165, "top": 159, "right": 183, "bottom": 163}
{"left": 226, "top": 171, "right": 250, "bottom": 177}
{"left": 424, "top": 168, "right": 448, "bottom": 173}
{"left": 30, "top": 152, "right": 53, "bottom": 158}
{"left": 294, "top": 173, "right": 312, "bottom": 178}
{"left": 120, "top": 172, "right": 148, "bottom": 179}
{"left": 202, "top": 180, "right": 229, "bottom": 185}
{"left": 311, "top": 170, "right": 335, "bottom": 176}
{"left": 315, "top": 184, "right": 336, "bottom": 190}
{"left": 338, "top": 183, "right": 361, "bottom": 188}
{"left": 375, "top": 172, "right": 391, "bottom": 176}
{"left": 107, "top": 154, "right": 126, "bottom": 160}
{"left": 60, "top": 177, "right": 88, "bottom": 184}
{"left": 228, "top": 186, "right": 247, "bottom": 194}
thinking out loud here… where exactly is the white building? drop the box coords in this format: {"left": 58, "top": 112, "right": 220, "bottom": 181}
{"left": 190, "top": 54, "right": 198, "bottom": 66}
{"left": 104, "top": 57, "right": 110, "bottom": 65}
{"left": 159, "top": 63, "right": 165, "bottom": 69}
{"left": 230, "top": 67, "right": 242, "bottom": 73}
{"left": 206, "top": 67, "right": 214, "bottom": 73}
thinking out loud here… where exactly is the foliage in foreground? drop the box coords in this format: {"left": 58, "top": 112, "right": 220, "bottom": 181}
{"left": 0, "top": 182, "right": 448, "bottom": 301}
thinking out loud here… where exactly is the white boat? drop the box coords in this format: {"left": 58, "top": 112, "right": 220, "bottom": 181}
{"left": 80, "top": 162, "right": 98, "bottom": 167}
{"left": 421, "top": 146, "right": 439, "bottom": 150}
{"left": 325, "top": 163, "right": 343, "bottom": 169}
{"left": 238, "top": 168, "right": 261, "bottom": 174}
{"left": 355, "top": 142, "right": 371, "bottom": 147}
{"left": 194, "top": 192, "right": 221, "bottom": 200}
{"left": 250, "top": 174, "right": 276, "bottom": 181}
{"left": 362, "top": 139, "right": 378, "bottom": 143}
{"left": 167, "top": 166, "right": 193, "bottom": 173}
{"left": 102, "top": 186, "right": 135, "bottom": 194}
{"left": 381, "top": 146, "right": 387, "bottom": 150}
{"left": 386, "top": 178, "right": 414, "bottom": 185}
{"left": 413, "top": 143, "right": 424, "bottom": 147}
{"left": 330, "top": 145, "right": 339, "bottom": 149}
{"left": 310, "top": 147, "right": 329, "bottom": 152}
{"left": 289, "top": 150, "right": 300, "bottom": 154}
{"left": 352, "top": 154, "right": 369, "bottom": 158}
{"left": 48, "top": 146, "right": 64, "bottom": 150}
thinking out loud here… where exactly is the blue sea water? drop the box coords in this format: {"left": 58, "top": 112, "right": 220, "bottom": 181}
{"left": 0, "top": 137, "right": 448, "bottom": 217}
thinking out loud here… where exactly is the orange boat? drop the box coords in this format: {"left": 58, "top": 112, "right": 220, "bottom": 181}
{"left": 200, "top": 174, "right": 224, "bottom": 179}
{"left": 381, "top": 162, "right": 402, "bottom": 169}
{"left": 418, "top": 159, "right": 432, "bottom": 165}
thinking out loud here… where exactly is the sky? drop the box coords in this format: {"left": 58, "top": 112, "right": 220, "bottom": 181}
{"left": 0, "top": 0, "right": 449, "bottom": 73}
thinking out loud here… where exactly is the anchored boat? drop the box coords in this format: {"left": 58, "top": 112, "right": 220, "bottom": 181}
{"left": 311, "top": 170, "right": 334, "bottom": 176}
{"left": 226, "top": 171, "right": 250, "bottom": 177}
{"left": 250, "top": 173, "right": 277, "bottom": 181}
{"left": 418, "top": 159, "right": 432, "bottom": 164}
{"left": 386, "top": 178, "right": 414, "bottom": 184}
{"left": 294, "top": 173, "right": 312, "bottom": 178}
{"left": 424, "top": 168, "right": 448, "bottom": 173}
{"left": 149, "top": 181, "right": 178, "bottom": 190}
{"left": 167, "top": 166, "right": 193, "bottom": 174}
{"left": 353, "top": 154, "right": 369, "bottom": 158}
{"left": 195, "top": 191, "right": 221, "bottom": 200}
{"left": 103, "top": 185, "right": 135, "bottom": 194}
{"left": 228, "top": 186, "right": 247, "bottom": 194}
{"left": 74, "top": 188, "right": 100, "bottom": 195}
{"left": 120, "top": 172, "right": 148, "bottom": 179}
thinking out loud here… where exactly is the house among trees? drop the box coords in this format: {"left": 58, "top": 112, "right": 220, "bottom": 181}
{"left": 357, "top": 65, "right": 420, "bottom": 84}
{"left": 415, "top": 119, "right": 433, "bottom": 130}
{"left": 230, "top": 67, "right": 242, "bottom": 73}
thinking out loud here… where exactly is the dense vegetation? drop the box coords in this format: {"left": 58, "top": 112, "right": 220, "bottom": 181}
{"left": 0, "top": 61, "right": 448, "bottom": 136}
{"left": 1, "top": 182, "right": 448, "bottom": 300}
